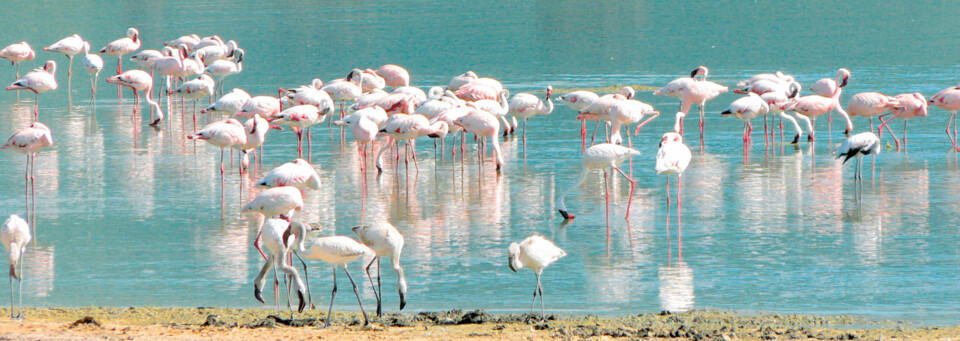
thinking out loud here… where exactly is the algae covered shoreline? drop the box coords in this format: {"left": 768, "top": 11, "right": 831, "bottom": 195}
{"left": 0, "top": 307, "right": 957, "bottom": 340}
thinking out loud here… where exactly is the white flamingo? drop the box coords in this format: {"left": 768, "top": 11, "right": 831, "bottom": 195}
{"left": 0, "top": 42, "right": 36, "bottom": 81}
{"left": 2, "top": 215, "right": 30, "bottom": 320}
{"left": 43, "top": 34, "right": 83, "bottom": 78}
{"left": 80, "top": 42, "right": 103, "bottom": 97}
{"left": 507, "top": 86, "right": 554, "bottom": 146}
{"left": 556, "top": 143, "right": 640, "bottom": 239}
{"left": 106, "top": 70, "right": 164, "bottom": 126}
{"left": 255, "top": 158, "right": 321, "bottom": 190}
{"left": 352, "top": 222, "right": 407, "bottom": 316}
{"left": 656, "top": 130, "right": 692, "bottom": 258}
{"left": 837, "top": 132, "right": 880, "bottom": 199}
{"left": 507, "top": 235, "right": 566, "bottom": 320}
{"left": 241, "top": 186, "right": 304, "bottom": 260}
{"left": 5, "top": 60, "right": 57, "bottom": 121}
{"left": 301, "top": 235, "right": 373, "bottom": 328}
{"left": 253, "top": 219, "right": 310, "bottom": 315}
{"left": 2, "top": 122, "right": 54, "bottom": 229}
{"left": 188, "top": 119, "right": 247, "bottom": 215}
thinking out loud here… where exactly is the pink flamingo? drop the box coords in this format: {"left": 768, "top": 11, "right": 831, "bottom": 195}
{"left": 201, "top": 88, "right": 251, "bottom": 115}
{"left": 2, "top": 122, "right": 53, "bottom": 230}
{"left": 129, "top": 49, "right": 163, "bottom": 69}
{"left": 281, "top": 79, "right": 333, "bottom": 113}
{"left": 782, "top": 82, "right": 853, "bottom": 142}
{"left": 6, "top": 61, "right": 57, "bottom": 121}
{"left": 235, "top": 96, "right": 281, "bottom": 119}
{"left": 106, "top": 70, "right": 164, "bottom": 126}
{"left": 556, "top": 143, "right": 640, "bottom": 239}
{"left": 468, "top": 89, "right": 512, "bottom": 135}
{"left": 205, "top": 48, "right": 243, "bottom": 96}
{"left": 655, "top": 131, "right": 691, "bottom": 259}
{"left": 678, "top": 69, "right": 728, "bottom": 142}
{"left": 147, "top": 46, "right": 184, "bottom": 95}
{"left": 508, "top": 86, "right": 554, "bottom": 148}
{"left": 241, "top": 186, "right": 304, "bottom": 260}
{"left": 99, "top": 28, "right": 141, "bottom": 97}
{"left": 43, "top": 34, "right": 84, "bottom": 79}
{"left": 376, "top": 113, "right": 447, "bottom": 173}
{"left": 376, "top": 64, "right": 410, "bottom": 89}
{"left": 335, "top": 112, "right": 380, "bottom": 172}
{"left": 810, "top": 68, "right": 851, "bottom": 130}
{"left": 877, "top": 93, "right": 927, "bottom": 150}
{"left": 188, "top": 119, "right": 247, "bottom": 216}
{"left": 447, "top": 71, "right": 478, "bottom": 91}
{"left": 255, "top": 158, "right": 321, "bottom": 191}
{"left": 175, "top": 74, "right": 216, "bottom": 127}
{"left": 847, "top": 92, "right": 901, "bottom": 148}
{"left": 578, "top": 87, "right": 632, "bottom": 149}
{"left": 392, "top": 86, "right": 428, "bottom": 103}
{"left": 164, "top": 34, "right": 201, "bottom": 51}
{"left": 321, "top": 76, "right": 362, "bottom": 118}
{"left": 737, "top": 71, "right": 794, "bottom": 88}
{"left": 655, "top": 66, "right": 708, "bottom": 111}
{"left": 429, "top": 106, "right": 471, "bottom": 157}
{"left": 0, "top": 42, "right": 36, "bottom": 80}
{"left": 348, "top": 88, "right": 388, "bottom": 111}
{"left": 928, "top": 85, "right": 960, "bottom": 151}
{"left": 557, "top": 90, "right": 599, "bottom": 150}
{"left": 455, "top": 82, "right": 498, "bottom": 102}
{"left": 352, "top": 68, "right": 385, "bottom": 92}
{"left": 454, "top": 108, "right": 505, "bottom": 172}
{"left": 241, "top": 115, "right": 270, "bottom": 173}
{"left": 270, "top": 104, "right": 324, "bottom": 158}
{"left": 721, "top": 92, "right": 769, "bottom": 144}
{"left": 415, "top": 89, "right": 463, "bottom": 119}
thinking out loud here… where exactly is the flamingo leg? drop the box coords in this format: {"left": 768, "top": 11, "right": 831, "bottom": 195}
{"left": 364, "top": 257, "right": 382, "bottom": 317}
{"left": 678, "top": 174, "right": 683, "bottom": 261}
{"left": 116, "top": 56, "right": 122, "bottom": 99}
{"left": 603, "top": 168, "right": 611, "bottom": 244}
{"left": 219, "top": 149, "right": 225, "bottom": 218}
{"left": 613, "top": 166, "right": 636, "bottom": 221}
{"left": 342, "top": 265, "right": 369, "bottom": 326}
{"left": 323, "top": 266, "right": 338, "bottom": 329}
{"left": 580, "top": 119, "right": 586, "bottom": 153}
{"left": 536, "top": 272, "right": 545, "bottom": 320}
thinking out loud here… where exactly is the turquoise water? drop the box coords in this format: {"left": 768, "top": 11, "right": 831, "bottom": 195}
{"left": 2, "top": 1, "right": 960, "bottom": 324}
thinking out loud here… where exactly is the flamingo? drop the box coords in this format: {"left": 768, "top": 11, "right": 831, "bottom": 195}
{"left": 837, "top": 132, "right": 880, "bottom": 200}
{"left": 376, "top": 113, "right": 448, "bottom": 173}
{"left": 759, "top": 84, "right": 803, "bottom": 144}
{"left": 0, "top": 41, "right": 35, "bottom": 81}
{"left": 2, "top": 215, "right": 30, "bottom": 320}
{"left": 147, "top": 46, "right": 185, "bottom": 95}
{"left": 847, "top": 92, "right": 901, "bottom": 148}
{"left": 447, "top": 71, "right": 478, "bottom": 91}
{"left": 737, "top": 71, "right": 794, "bottom": 88}
{"left": 43, "top": 34, "right": 83, "bottom": 78}
{"left": 678, "top": 69, "right": 728, "bottom": 142}
{"left": 415, "top": 89, "right": 463, "bottom": 119}
{"left": 280, "top": 80, "right": 334, "bottom": 114}
{"left": 927, "top": 85, "right": 960, "bottom": 151}
{"left": 352, "top": 222, "right": 407, "bottom": 316}
{"left": 205, "top": 48, "right": 243, "bottom": 96}
{"left": 270, "top": 104, "right": 324, "bottom": 158}
{"left": 556, "top": 143, "right": 640, "bottom": 237}
{"left": 655, "top": 131, "right": 692, "bottom": 258}
{"left": 578, "top": 87, "right": 632, "bottom": 149}
{"left": 351, "top": 68, "right": 385, "bottom": 92}
{"left": 507, "top": 235, "right": 566, "bottom": 320}
{"left": 80, "top": 42, "right": 103, "bottom": 97}
{"left": 253, "top": 218, "right": 309, "bottom": 315}
{"left": 878, "top": 93, "right": 928, "bottom": 150}
{"left": 375, "top": 64, "right": 410, "bottom": 89}
{"left": 175, "top": 74, "right": 216, "bottom": 130}
{"left": 255, "top": 158, "right": 322, "bottom": 190}
{"left": 301, "top": 235, "right": 373, "bottom": 328}
{"left": 2, "top": 122, "right": 53, "bottom": 232}
{"left": 321, "top": 76, "right": 362, "bottom": 118}
{"left": 192, "top": 40, "right": 237, "bottom": 64}
{"left": 5, "top": 60, "right": 57, "bottom": 121}
{"left": 241, "top": 186, "right": 304, "bottom": 260}
{"left": 557, "top": 90, "right": 599, "bottom": 149}
{"left": 334, "top": 112, "right": 380, "bottom": 172}
{"left": 655, "top": 65, "right": 709, "bottom": 111}
{"left": 106, "top": 70, "right": 164, "bottom": 126}
{"left": 782, "top": 83, "right": 853, "bottom": 142}
{"left": 346, "top": 88, "right": 387, "bottom": 112}
{"left": 454, "top": 108, "right": 505, "bottom": 172}
{"left": 392, "top": 86, "right": 427, "bottom": 103}
{"left": 235, "top": 95, "right": 281, "bottom": 119}
{"left": 609, "top": 98, "right": 659, "bottom": 146}
{"left": 129, "top": 49, "right": 163, "bottom": 69}
{"left": 455, "top": 82, "right": 498, "bottom": 102}
{"left": 721, "top": 92, "right": 770, "bottom": 144}
{"left": 468, "top": 89, "right": 512, "bottom": 135}
{"left": 188, "top": 119, "right": 247, "bottom": 216}
{"left": 429, "top": 106, "right": 471, "bottom": 157}
{"left": 201, "top": 88, "right": 251, "bottom": 115}
{"left": 508, "top": 85, "right": 554, "bottom": 147}
{"left": 100, "top": 28, "right": 141, "bottom": 97}
{"left": 164, "top": 34, "right": 201, "bottom": 51}
{"left": 810, "top": 68, "right": 851, "bottom": 131}
{"left": 241, "top": 115, "right": 269, "bottom": 173}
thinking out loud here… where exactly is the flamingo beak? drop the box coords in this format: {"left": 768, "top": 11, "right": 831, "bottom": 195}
{"left": 558, "top": 210, "right": 574, "bottom": 220}
{"left": 399, "top": 291, "right": 407, "bottom": 310}
{"left": 508, "top": 258, "right": 518, "bottom": 273}
{"left": 254, "top": 286, "right": 265, "bottom": 304}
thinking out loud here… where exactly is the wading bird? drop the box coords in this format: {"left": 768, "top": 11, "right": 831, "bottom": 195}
{"left": 655, "top": 130, "right": 692, "bottom": 258}
{"left": 507, "top": 235, "right": 566, "bottom": 320}
{"left": 2, "top": 215, "right": 30, "bottom": 320}
{"left": 352, "top": 222, "right": 407, "bottom": 316}
{"left": 302, "top": 235, "right": 373, "bottom": 328}
{"left": 6, "top": 60, "right": 57, "bottom": 121}
{"left": 2, "top": 122, "right": 54, "bottom": 229}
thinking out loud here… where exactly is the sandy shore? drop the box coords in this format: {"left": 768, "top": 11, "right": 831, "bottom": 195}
{"left": 0, "top": 307, "right": 956, "bottom": 340}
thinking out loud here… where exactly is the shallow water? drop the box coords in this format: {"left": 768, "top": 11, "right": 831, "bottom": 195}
{"left": 1, "top": 1, "right": 960, "bottom": 324}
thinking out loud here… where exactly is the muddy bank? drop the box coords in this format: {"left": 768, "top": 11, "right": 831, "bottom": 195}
{"left": 0, "top": 307, "right": 956, "bottom": 340}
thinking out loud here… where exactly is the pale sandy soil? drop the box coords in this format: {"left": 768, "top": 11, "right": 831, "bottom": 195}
{"left": 0, "top": 307, "right": 957, "bottom": 340}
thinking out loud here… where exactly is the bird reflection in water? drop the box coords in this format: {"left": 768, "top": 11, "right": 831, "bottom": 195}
{"left": 658, "top": 262, "right": 694, "bottom": 313}
{"left": 23, "top": 245, "right": 54, "bottom": 298}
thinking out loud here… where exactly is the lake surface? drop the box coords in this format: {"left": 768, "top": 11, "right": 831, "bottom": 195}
{"left": 2, "top": 1, "right": 960, "bottom": 324}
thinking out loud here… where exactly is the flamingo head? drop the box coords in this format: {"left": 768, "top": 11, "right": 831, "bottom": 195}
{"left": 507, "top": 242, "right": 522, "bottom": 272}
{"left": 838, "top": 68, "right": 851, "bottom": 88}
{"left": 660, "top": 131, "right": 684, "bottom": 147}
{"left": 690, "top": 65, "right": 708, "bottom": 79}
{"left": 127, "top": 28, "right": 140, "bottom": 43}
{"left": 545, "top": 85, "right": 553, "bottom": 99}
